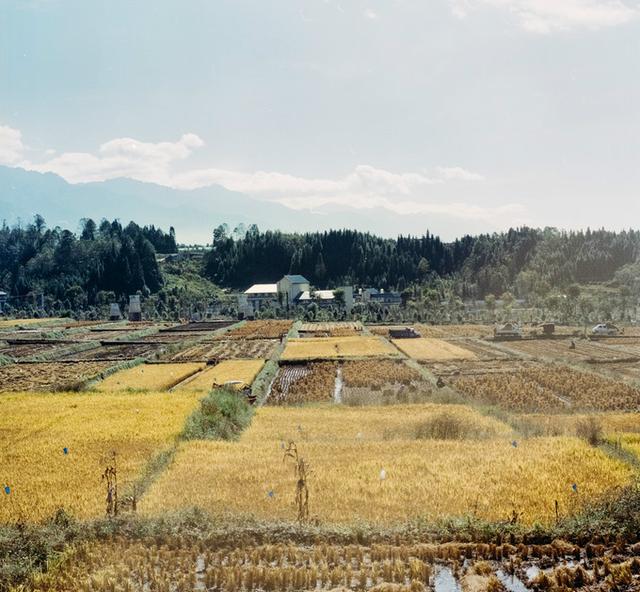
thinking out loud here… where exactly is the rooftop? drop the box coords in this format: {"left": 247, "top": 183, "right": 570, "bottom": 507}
{"left": 244, "top": 283, "right": 278, "bottom": 295}
{"left": 282, "top": 274, "right": 309, "bottom": 284}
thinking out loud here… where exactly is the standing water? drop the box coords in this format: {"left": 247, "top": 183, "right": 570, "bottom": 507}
{"left": 334, "top": 367, "right": 343, "bottom": 403}
{"left": 434, "top": 566, "right": 461, "bottom": 592}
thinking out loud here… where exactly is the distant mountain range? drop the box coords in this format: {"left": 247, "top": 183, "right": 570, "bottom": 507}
{"left": 0, "top": 165, "right": 458, "bottom": 243}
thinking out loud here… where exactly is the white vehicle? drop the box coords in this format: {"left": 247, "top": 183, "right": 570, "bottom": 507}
{"left": 591, "top": 323, "right": 620, "bottom": 336}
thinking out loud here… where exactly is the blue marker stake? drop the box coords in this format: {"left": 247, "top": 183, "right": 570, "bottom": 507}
{"left": 267, "top": 490, "right": 274, "bottom": 499}
{"left": 3, "top": 486, "right": 10, "bottom": 495}
{"left": 572, "top": 483, "right": 578, "bottom": 493}
{"left": 63, "top": 447, "right": 69, "bottom": 455}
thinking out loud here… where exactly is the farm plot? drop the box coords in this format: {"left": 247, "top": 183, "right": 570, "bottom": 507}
{"left": 340, "top": 359, "right": 433, "bottom": 405}
{"left": 0, "top": 362, "right": 114, "bottom": 392}
{"left": 500, "top": 338, "right": 635, "bottom": 364}
{"left": 0, "top": 341, "right": 82, "bottom": 361}
{"left": 60, "top": 342, "right": 166, "bottom": 361}
{"left": 425, "top": 359, "right": 536, "bottom": 378}
{"left": 27, "top": 538, "right": 640, "bottom": 592}
{"left": 0, "top": 318, "right": 66, "bottom": 329}
{"left": 281, "top": 336, "right": 398, "bottom": 361}
{"left": 299, "top": 321, "right": 363, "bottom": 337}
{"left": 451, "top": 365, "right": 640, "bottom": 412}
{"left": 514, "top": 413, "right": 640, "bottom": 438}
{"left": 94, "top": 363, "right": 204, "bottom": 391}
{"left": 268, "top": 362, "right": 337, "bottom": 405}
{"left": 392, "top": 338, "right": 477, "bottom": 361}
{"left": 225, "top": 320, "right": 293, "bottom": 340}
{"left": 370, "top": 324, "right": 493, "bottom": 338}
{"left": 142, "top": 404, "right": 629, "bottom": 525}
{"left": 0, "top": 390, "right": 201, "bottom": 523}
{"left": 444, "top": 338, "right": 515, "bottom": 360}
{"left": 171, "top": 339, "right": 278, "bottom": 362}
{"left": 176, "top": 360, "right": 265, "bottom": 392}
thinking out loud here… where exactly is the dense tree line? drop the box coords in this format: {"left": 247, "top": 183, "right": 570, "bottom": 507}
{"left": 204, "top": 225, "right": 640, "bottom": 298}
{"left": 204, "top": 226, "right": 475, "bottom": 289}
{"left": 0, "top": 216, "right": 168, "bottom": 309}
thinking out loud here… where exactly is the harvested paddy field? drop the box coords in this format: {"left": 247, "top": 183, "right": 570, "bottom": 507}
{"left": 370, "top": 324, "right": 493, "bottom": 338}
{"left": 225, "top": 320, "right": 293, "bottom": 340}
{"left": 500, "top": 338, "right": 636, "bottom": 364}
{"left": 269, "top": 359, "right": 431, "bottom": 405}
{"left": 392, "top": 337, "right": 478, "bottom": 361}
{"left": 282, "top": 336, "right": 398, "bottom": 360}
{"left": 27, "top": 537, "right": 640, "bottom": 592}
{"left": 451, "top": 365, "right": 640, "bottom": 412}
{"left": 0, "top": 361, "right": 114, "bottom": 391}
{"left": 425, "top": 359, "right": 538, "bottom": 378}
{"left": 142, "top": 405, "right": 629, "bottom": 525}
{"left": 171, "top": 338, "right": 278, "bottom": 362}
{"left": 176, "top": 359, "right": 265, "bottom": 391}
{"left": 299, "top": 321, "right": 363, "bottom": 337}
{"left": 94, "top": 362, "right": 204, "bottom": 391}
{"left": 60, "top": 342, "right": 166, "bottom": 361}
{"left": 0, "top": 390, "right": 201, "bottom": 522}
{"left": 268, "top": 362, "right": 337, "bottom": 404}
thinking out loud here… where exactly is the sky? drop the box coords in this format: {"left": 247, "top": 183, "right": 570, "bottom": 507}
{"left": 1, "top": 0, "right": 639, "bottom": 240}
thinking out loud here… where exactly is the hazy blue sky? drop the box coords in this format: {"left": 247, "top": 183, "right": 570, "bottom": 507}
{"left": 1, "top": 0, "right": 639, "bottom": 238}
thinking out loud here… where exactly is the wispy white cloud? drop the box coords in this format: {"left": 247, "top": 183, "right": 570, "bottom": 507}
{"left": 436, "top": 166, "right": 485, "bottom": 181}
{"left": 25, "top": 133, "right": 203, "bottom": 184}
{"left": 450, "top": 0, "right": 639, "bottom": 33}
{"left": 364, "top": 8, "right": 379, "bottom": 19}
{"left": 8, "top": 126, "right": 518, "bottom": 224}
{"left": 0, "top": 125, "right": 26, "bottom": 165}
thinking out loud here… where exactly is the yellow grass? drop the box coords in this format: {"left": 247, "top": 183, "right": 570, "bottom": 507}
{"left": 94, "top": 363, "right": 204, "bottom": 391}
{"left": 142, "top": 405, "right": 630, "bottom": 525}
{"left": 0, "top": 391, "right": 202, "bottom": 523}
{"left": 392, "top": 338, "right": 478, "bottom": 361}
{"left": 176, "top": 360, "right": 265, "bottom": 391}
{"left": 281, "top": 336, "right": 397, "bottom": 360}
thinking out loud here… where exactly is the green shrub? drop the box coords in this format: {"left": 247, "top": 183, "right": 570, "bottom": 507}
{"left": 182, "top": 388, "right": 253, "bottom": 441}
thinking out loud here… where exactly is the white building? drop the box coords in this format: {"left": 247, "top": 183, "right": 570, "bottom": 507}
{"left": 238, "top": 283, "right": 279, "bottom": 315}
{"left": 277, "top": 275, "right": 310, "bottom": 308}
{"left": 238, "top": 275, "right": 354, "bottom": 315}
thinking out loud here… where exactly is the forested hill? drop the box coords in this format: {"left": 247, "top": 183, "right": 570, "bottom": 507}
{"left": 0, "top": 217, "right": 177, "bottom": 307}
{"left": 203, "top": 226, "right": 640, "bottom": 298}
{"left": 3, "top": 216, "right": 640, "bottom": 312}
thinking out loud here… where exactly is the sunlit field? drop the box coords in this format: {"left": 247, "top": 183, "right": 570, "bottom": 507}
{"left": 94, "top": 363, "right": 204, "bottom": 391}
{"left": 0, "top": 391, "right": 201, "bottom": 522}
{"left": 176, "top": 359, "right": 265, "bottom": 391}
{"left": 281, "top": 336, "right": 398, "bottom": 360}
{"left": 142, "top": 405, "right": 630, "bottom": 525}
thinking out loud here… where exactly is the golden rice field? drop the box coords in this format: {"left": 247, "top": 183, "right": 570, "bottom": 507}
{"left": 281, "top": 336, "right": 398, "bottom": 360}
{"left": 452, "top": 365, "right": 640, "bottom": 412}
{"left": 392, "top": 338, "right": 478, "bottom": 361}
{"left": 176, "top": 359, "right": 265, "bottom": 391}
{"left": 94, "top": 362, "right": 204, "bottom": 391}
{"left": 0, "top": 391, "right": 202, "bottom": 523}
{"left": 142, "top": 405, "right": 630, "bottom": 525}
{"left": 516, "top": 412, "right": 640, "bottom": 437}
